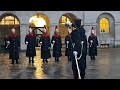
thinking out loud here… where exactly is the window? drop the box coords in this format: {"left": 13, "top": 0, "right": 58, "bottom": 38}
{"left": 100, "top": 18, "right": 109, "bottom": 33}
{"left": 60, "top": 16, "right": 71, "bottom": 24}
{"left": 0, "top": 16, "right": 19, "bottom": 25}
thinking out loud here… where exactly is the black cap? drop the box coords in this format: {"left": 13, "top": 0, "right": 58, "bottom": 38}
{"left": 74, "top": 19, "right": 81, "bottom": 27}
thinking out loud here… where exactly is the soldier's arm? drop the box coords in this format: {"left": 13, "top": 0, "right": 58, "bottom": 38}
{"left": 60, "top": 36, "right": 62, "bottom": 48}
{"left": 65, "top": 36, "right": 67, "bottom": 45}
{"left": 88, "top": 36, "right": 91, "bottom": 43}
{"left": 51, "top": 36, "right": 54, "bottom": 44}
{"left": 48, "top": 36, "right": 51, "bottom": 47}
{"left": 96, "top": 37, "right": 99, "bottom": 46}
{"left": 25, "top": 35, "right": 28, "bottom": 44}
{"left": 18, "top": 36, "right": 20, "bottom": 47}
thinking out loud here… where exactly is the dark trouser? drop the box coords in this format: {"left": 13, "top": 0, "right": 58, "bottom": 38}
{"left": 73, "top": 68, "right": 85, "bottom": 79}
{"left": 68, "top": 56, "right": 72, "bottom": 61}
{"left": 55, "top": 57, "right": 59, "bottom": 62}
{"left": 11, "top": 59, "right": 19, "bottom": 64}
{"left": 90, "top": 56, "right": 95, "bottom": 60}
{"left": 43, "top": 59, "right": 48, "bottom": 63}
{"left": 29, "top": 57, "right": 34, "bottom": 64}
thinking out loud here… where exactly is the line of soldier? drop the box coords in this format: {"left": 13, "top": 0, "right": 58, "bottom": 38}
{"left": 5, "top": 19, "right": 98, "bottom": 79}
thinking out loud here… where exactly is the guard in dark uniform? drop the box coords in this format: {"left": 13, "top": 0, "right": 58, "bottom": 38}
{"left": 88, "top": 27, "right": 98, "bottom": 60}
{"left": 71, "top": 19, "right": 87, "bottom": 79}
{"left": 7, "top": 28, "right": 20, "bottom": 64}
{"left": 65, "top": 27, "right": 73, "bottom": 61}
{"left": 25, "top": 26, "right": 36, "bottom": 64}
{"left": 51, "top": 26, "right": 62, "bottom": 62}
{"left": 39, "top": 25, "right": 51, "bottom": 63}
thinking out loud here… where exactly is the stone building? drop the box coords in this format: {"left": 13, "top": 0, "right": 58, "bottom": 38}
{"left": 0, "top": 11, "right": 119, "bottom": 50}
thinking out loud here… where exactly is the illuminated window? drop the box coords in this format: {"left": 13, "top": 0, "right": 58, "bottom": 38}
{"left": 100, "top": 18, "right": 109, "bottom": 33}
{"left": 60, "top": 16, "right": 71, "bottom": 24}
{"left": 29, "top": 15, "right": 46, "bottom": 27}
{"left": 0, "top": 16, "right": 19, "bottom": 25}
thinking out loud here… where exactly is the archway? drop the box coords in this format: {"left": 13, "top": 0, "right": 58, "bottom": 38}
{"left": 29, "top": 13, "right": 50, "bottom": 47}
{"left": 96, "top": 13, "right": 115, "bottom": 47}
{"left": 59, "top": 13, "right": 77, "bottom": 38}
{"left": 0, "top": 13, "right": 20, "bottom": 50}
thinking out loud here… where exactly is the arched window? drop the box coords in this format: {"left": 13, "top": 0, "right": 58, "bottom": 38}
{"left": 29, "top": 15, "right": 46, "bottom": 27}
{"left": 59, "top": 16, "right": 71, "bottom": 24}
{"left": 100, "top": 18, "right": 109, "bottom": 33}
{"left": 0, "top": 16, "right": 19, "bottom": 25}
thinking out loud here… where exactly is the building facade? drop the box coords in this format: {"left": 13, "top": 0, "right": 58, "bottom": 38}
{"left": 0, "top": 11, "right": 120, "bottom": 50}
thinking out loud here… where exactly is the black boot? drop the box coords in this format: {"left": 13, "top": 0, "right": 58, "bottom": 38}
{"left": 16, "top": 59, "right": 19, "bottom": 64}
{"left": 90, "top": 56, "right": 93, "bottom": 60}
{"left": 32, "top": 57, "right": 34, "bottom": 64}
{"left": 45, "top": 59, "right": 48, "bottom": 63}
{"left": 57, "top": 57, "right": 59, "bottom": 62}
{"left": 93, "top": 56, "right": 96, "bottom": 60}
{"left": 55, "top": 57, "right": 57, "bottom": 62}
{"left": 29, "top": 57, "right": 31, "bottom": 64}
{"left": 43, "top": 59, "right": 45, "bottom": 63}
{"left": 11, "top": 59, "right": 14, "bottom": 64}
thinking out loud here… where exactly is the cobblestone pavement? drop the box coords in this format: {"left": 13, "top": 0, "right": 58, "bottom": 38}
{"left": 0, "top": 48, "right": 120, "bottom": 79}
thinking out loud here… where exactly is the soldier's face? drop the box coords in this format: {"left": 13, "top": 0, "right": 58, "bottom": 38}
{"left": 91, "top": 30, "right": 95, "bottom": 34}
{"left": 12, "top": 29, "right": 15, "bottom": 33}
{"left": 68, "top": 29, "right": 72, "bottom": 34}
{"left": 55, "top": 29, "right": 59, "bottom": 33}
{"left": 44, "top": 29, "right": 46, "bottom": 33}
{"left": 29, "top": 28, "right": 32, "bottom": 33}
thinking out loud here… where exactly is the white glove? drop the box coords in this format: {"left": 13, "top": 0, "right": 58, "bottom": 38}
{"left": 90, "top": 40, "right": 93, "bottom": 43}
{"left": 73, "top": 51, "right": 78, "bottom": 56}
{"left": 81, "top": 41, "right": 84, "bottom": 44}
{"left": 40, "top": 42, "right": 42, "bottom": 44}
{"left": 53, "top": 41, "right": 55, "bottom": 44}
{"left": 26, "top": 41, "right": 28, "bottom": 44}
{"left": 7, "top": 41, "right": 10, "bottom": 45}
{"left": 66, "top": 41, "right": 69, "bottom": 43}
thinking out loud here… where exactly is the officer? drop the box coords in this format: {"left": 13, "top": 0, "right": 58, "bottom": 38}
{"left": 71, "top": 19, "right": 87, "bottom": 79}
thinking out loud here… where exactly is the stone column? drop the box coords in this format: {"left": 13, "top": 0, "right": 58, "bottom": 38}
{"left": 20, "top": 24, "right": 29, "bottom": 51}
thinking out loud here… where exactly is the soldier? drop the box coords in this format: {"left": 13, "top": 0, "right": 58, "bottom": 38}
{"left": 39, "top": 25, "right": 51, "bottom": 63}
{"left": 65, "top": 27, "right": 73, "bottom": 61}
{"left": 51, "top": 26, "right": 62, "bottom": 62}
{"left": 88, "top": 27, "right": 98, "bottom": 60}
{"left": 71, "top": 19, "right": 87, "bottom": 79}
{"left": 25, "top": 26, "right": 36, "bottom": 64}
{"left": 7, "top": 28, "right": 20, "bottom": 64}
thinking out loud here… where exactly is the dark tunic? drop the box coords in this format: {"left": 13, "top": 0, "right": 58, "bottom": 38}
{"left": 65, "top": 34, "right": 74, "bottom": 56}
{"left": 51, "top": 33, "right": 62, "bottom": 57}
{"left": 39, "top": 33, "right": 51, "bottom": 59}
{"left": 88, "top": 34, "right": 98, "bottom": 56}
{"left": 71, "top": 27, "right": 87, "bottom": 70}
{"left": 25, "top": 33, "right": 36, "bottom": 57}
{"left": 8, "top": 34, "right": 20, "bottom": 60}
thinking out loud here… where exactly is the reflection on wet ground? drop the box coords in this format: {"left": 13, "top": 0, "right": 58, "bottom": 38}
{"left": 0, "top": 48, "right": 120, "bottom": 79}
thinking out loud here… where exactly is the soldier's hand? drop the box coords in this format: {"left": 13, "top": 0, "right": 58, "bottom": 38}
{"left": 53, "top": 41, "right": 55, "bottom": 44}
{"left": 26, "top": 41, "right": 28, "bottom": 45}
{"left": 40, "top": 42, "right": 42, "bottom": 45}
{"left": 66, "top": 41, "right": 69, "bottom": 43}
{"left": 73, "top": 51, "right": 78, "bottom": 56}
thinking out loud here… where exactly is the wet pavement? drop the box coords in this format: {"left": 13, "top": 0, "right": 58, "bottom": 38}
{"left": 0, "top": 48, "right": 120, "bottom": 79}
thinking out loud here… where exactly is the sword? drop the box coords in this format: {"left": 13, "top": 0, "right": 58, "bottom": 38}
{"left": 74, "top": 51, "right": 81, "bottom": 79}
